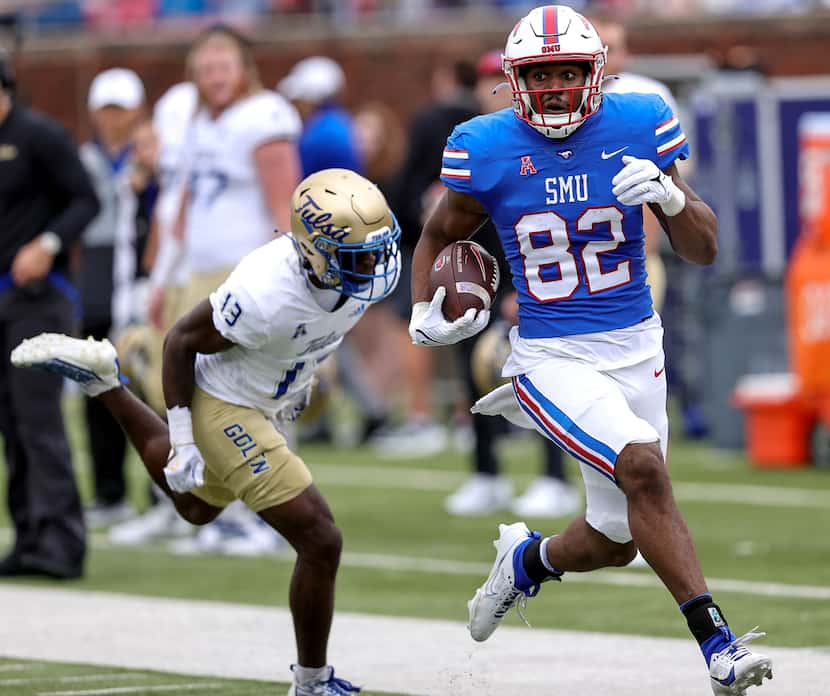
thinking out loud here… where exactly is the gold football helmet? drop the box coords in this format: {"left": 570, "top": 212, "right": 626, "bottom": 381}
{"left": 290, "top": 168, "right": 401, "bottom": 301}
{"left": 471, "top": 321, "right": 513, "bottom": 395}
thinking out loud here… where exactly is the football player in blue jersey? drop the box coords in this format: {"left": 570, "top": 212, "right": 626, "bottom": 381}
{"left": 408, "top": 5, "right": 772, "bottom": 695}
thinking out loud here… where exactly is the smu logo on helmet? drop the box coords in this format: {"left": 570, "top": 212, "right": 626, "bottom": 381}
{"left": 541, "top": 44, "right": 562, "bottom": 53}
{"left": 294, "top": 194, "right": 349, "bottom": 242}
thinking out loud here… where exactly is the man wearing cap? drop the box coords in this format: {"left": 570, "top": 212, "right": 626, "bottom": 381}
{"left": 0, "top": 54, "right": 100, "bottom": 578}
{"left": 78, "top": 67, "right": 146, "bottom": 529}
{"left": 278, "top": 56, "right": 363, "bottom": 178}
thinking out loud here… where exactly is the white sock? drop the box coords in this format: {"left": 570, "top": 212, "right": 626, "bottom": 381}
{"left": 293, "top": 664, "right": 330, "bottom": 685}
{"left": 540, "top": 536, "right": 563, "bottom": 576}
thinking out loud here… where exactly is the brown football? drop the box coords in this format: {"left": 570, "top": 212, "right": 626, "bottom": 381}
{"left": 429, "top": 240, "right": 500, "bottom": 321}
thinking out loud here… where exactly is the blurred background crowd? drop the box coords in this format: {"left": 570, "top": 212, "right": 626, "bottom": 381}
{"left": 3, "top": 0, "right": 830, "bottom": 32}
{"left": 1, "top": 0, "right": 829, "bottom": 576}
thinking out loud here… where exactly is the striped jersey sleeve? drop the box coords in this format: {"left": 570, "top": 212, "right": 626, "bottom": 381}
{"left": 440, "top": 129, "right": 472, "bottom": 194}
{"left": 653, "top": 97, "right": 689, "bottom": 170}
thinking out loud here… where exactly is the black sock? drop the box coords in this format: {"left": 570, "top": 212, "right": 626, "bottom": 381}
{"left": 680, "top": 593, "right": 729, "bottom": 645}
{"left": 522, "top": 538, "right": 556, "bottom": 584}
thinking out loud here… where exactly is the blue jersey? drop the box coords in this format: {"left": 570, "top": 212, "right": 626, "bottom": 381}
{"left": 440, "top": 93, "right": 689, "bottom": 339}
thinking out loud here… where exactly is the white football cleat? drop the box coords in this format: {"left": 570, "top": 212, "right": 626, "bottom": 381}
{"left": 11, "top": 333, "right": 123, "bottom": 396}
{"left": 287, "top": 666, "right": 361, "bottom": 695}
{"left": 108, "top": 498, "right": 193, "bottom": 546}
{"left": 445, "top": 474, "right": 513, "bottom": 516}
{"left": 709, "top": 627, "right": 773, "bottom": 695}
{"left": 512, "top": 476, "right": 581, "bottom": 518}
{"left": 467, "top": 522, "right": 545, "bottom": 642}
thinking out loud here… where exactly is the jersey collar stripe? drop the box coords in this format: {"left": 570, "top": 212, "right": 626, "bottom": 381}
{"left": 443, "top": 149, "right": 469, "bottom": 159}
{"left": 513, "top": 376, "right": 617, "bottom": 481}
{"left": 543, "top": 5, "right": 559, "bottom": 45}
{"left": 655, "top": 115, "right": 678, "bottom": 132}
{"left": 655, "top": 117, "right": 679, "bottom": 136}
{"left": 440, "top": 166, "right": 471, "bottom": 179}
{"left": 657, "top": 133, "right": 687, "bottom": 155}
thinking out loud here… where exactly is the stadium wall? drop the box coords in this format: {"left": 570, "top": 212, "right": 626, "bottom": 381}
{"left": 7, "top": 13, "right": 830, "bottom": 140}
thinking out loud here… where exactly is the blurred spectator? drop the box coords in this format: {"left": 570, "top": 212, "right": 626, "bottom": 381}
{"left": 340, "top": 101, "right": 410, "bottom": 443}
{"left": 155, "top": 0, "right": 209, "bottom": 18}
{"left": 107, "top": 82, "right": 198, "bottom": 547}
{"left": 128, "top": 117, "right": 160, "bottom": 284}
{"left": 0, "top": 53, "right": 99, "bottom": 579}
{"left": 353, "top": 101, "right": 405, "bottom": 193}
{"left": 78, "top": 67, "right": 146, "bottom": 529}
{"left": 277, "top": 56, "right": 364, "bottom": 178}
{"left": 84, "top": 0, "right": 155, "bottom": 28}
{"left": 473, "top": 48, "right": 510, "bottom": 115}
{"left": 371, "top": 59, "right": 479, "bottom": 456}
{"left": 592, "top": 15, "right": 708, "bottom": 441}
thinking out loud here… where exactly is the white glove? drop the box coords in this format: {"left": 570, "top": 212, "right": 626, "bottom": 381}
{"left": 611, "top": 155, "right": 686, "bottom": 216}
{"left": 164, "top": 442, "right": 206, "bottom": 493}
{"left": 409, "top": 286, "right": 490, "bottom": 347}
{"left": 164, "top": 406, "right": 205, "bottom": 493}
{"left": 275, "top": 381, "right": 314, "bottom": 423}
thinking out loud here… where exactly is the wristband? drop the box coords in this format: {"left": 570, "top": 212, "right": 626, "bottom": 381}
{"left": 658, "top": 174, "right": 686, "bottom": 217}
{"left": 166, "top": 405, "right": 195, "bottom": 445}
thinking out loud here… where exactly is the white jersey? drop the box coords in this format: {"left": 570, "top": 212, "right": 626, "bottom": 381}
{"left": 185, "top": 91, "right": 301, "bottom": 274}
{"left": 604, "top": 71, "right": 678, "bottom": 114}
{"left": 503, "top": 313, "right": 664, "bottom": 377}
{"left": 195, "top": 235, "right": 395, "bottom": 418}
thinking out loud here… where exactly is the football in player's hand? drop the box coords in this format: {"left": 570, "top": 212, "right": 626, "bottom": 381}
{"left": 429, "top": 241, "right": 500, "bottom": 321}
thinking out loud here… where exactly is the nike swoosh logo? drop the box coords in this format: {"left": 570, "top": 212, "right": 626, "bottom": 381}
{"left": 601, "top": 146, "right": 629, "bottom": 160}
{"left": 654, "top": 366, "right": 665, "bottom": 378}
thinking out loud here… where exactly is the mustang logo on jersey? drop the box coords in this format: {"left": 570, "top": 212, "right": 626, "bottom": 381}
{"left": 294, "top": 193, "right": 349, "bottom": 242}
{"left": 545, "top": 174, "right": 589, "bottom": 205}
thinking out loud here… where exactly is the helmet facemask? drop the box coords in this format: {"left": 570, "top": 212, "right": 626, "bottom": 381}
{"left": 299, "top": 218, "right": 401, "bottom": 301}
{"left": 510, "top": 58, "right": 603, "bottom": 137}
{"left": 503, "top": 5, "right": 606, "bottom": 139}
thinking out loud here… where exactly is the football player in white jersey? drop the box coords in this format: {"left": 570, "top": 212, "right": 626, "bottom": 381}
{"left": 147, "top": 24, "right": 302, "bottom": 331}
{"left": 12, "top": 168, "right": 401, "bottom": 696}
{"left": 408, "top": 6, "right": 772, "bottom": 696}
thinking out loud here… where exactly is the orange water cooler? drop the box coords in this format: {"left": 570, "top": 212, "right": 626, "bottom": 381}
{"left": 735, "top": 113, "right": 830, "bottom": 467}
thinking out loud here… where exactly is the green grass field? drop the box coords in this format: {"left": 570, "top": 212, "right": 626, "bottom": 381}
{"left": 1, "top": 396, "right": 829, "bottom": 692}
{"left": 0, "top": 657, "right": 279, "bottom": 696}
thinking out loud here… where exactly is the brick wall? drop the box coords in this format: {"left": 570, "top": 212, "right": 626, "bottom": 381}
{"left": 7, "top": 13, "right": 830, "bottom": 140}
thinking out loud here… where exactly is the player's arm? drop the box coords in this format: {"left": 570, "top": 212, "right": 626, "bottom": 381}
{"left": 411, "top": 189, "right": 489, "bottom": 303}
{"left": 612, "top": 156, "right": 717, "bottom": 266}
{"left": 162, "top": 299, "right": 234, "bottom": 409}
{"left": 409, "top": 189, "right": 491, "bottom": 347}
{"left": 254, "top": 139, "right": 300, "bottom": 233}
{"left": 160, "top": 300, "right": 234, "bottom": 492}
{"left": 647, "top": 164, "right": 717, "bottom": 265}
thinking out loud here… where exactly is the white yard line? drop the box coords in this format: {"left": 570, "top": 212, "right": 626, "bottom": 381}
{"left": 0, "top": 663, "right": 34, "bottom": 671}
{"left": 340, "top": 551, "right": 830, "bottom": 600}
{"left": 0, "top": 673, "right": 145, "bottom": 686}
{"left": 309, "top": 463, "right": 830, "bottom": 509}
{"left": 37, "top": 686, "right": 222, "bottom": 696}
{"left": 0, "top": 586, "right": 828, "bottom": 696}
{"left": 0, "top": 528, "right": 827, "bottom": 602}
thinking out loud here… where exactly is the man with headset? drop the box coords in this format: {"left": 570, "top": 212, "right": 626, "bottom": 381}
{"left": 0, "top": 54, "right": 100, "bottom": 578}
